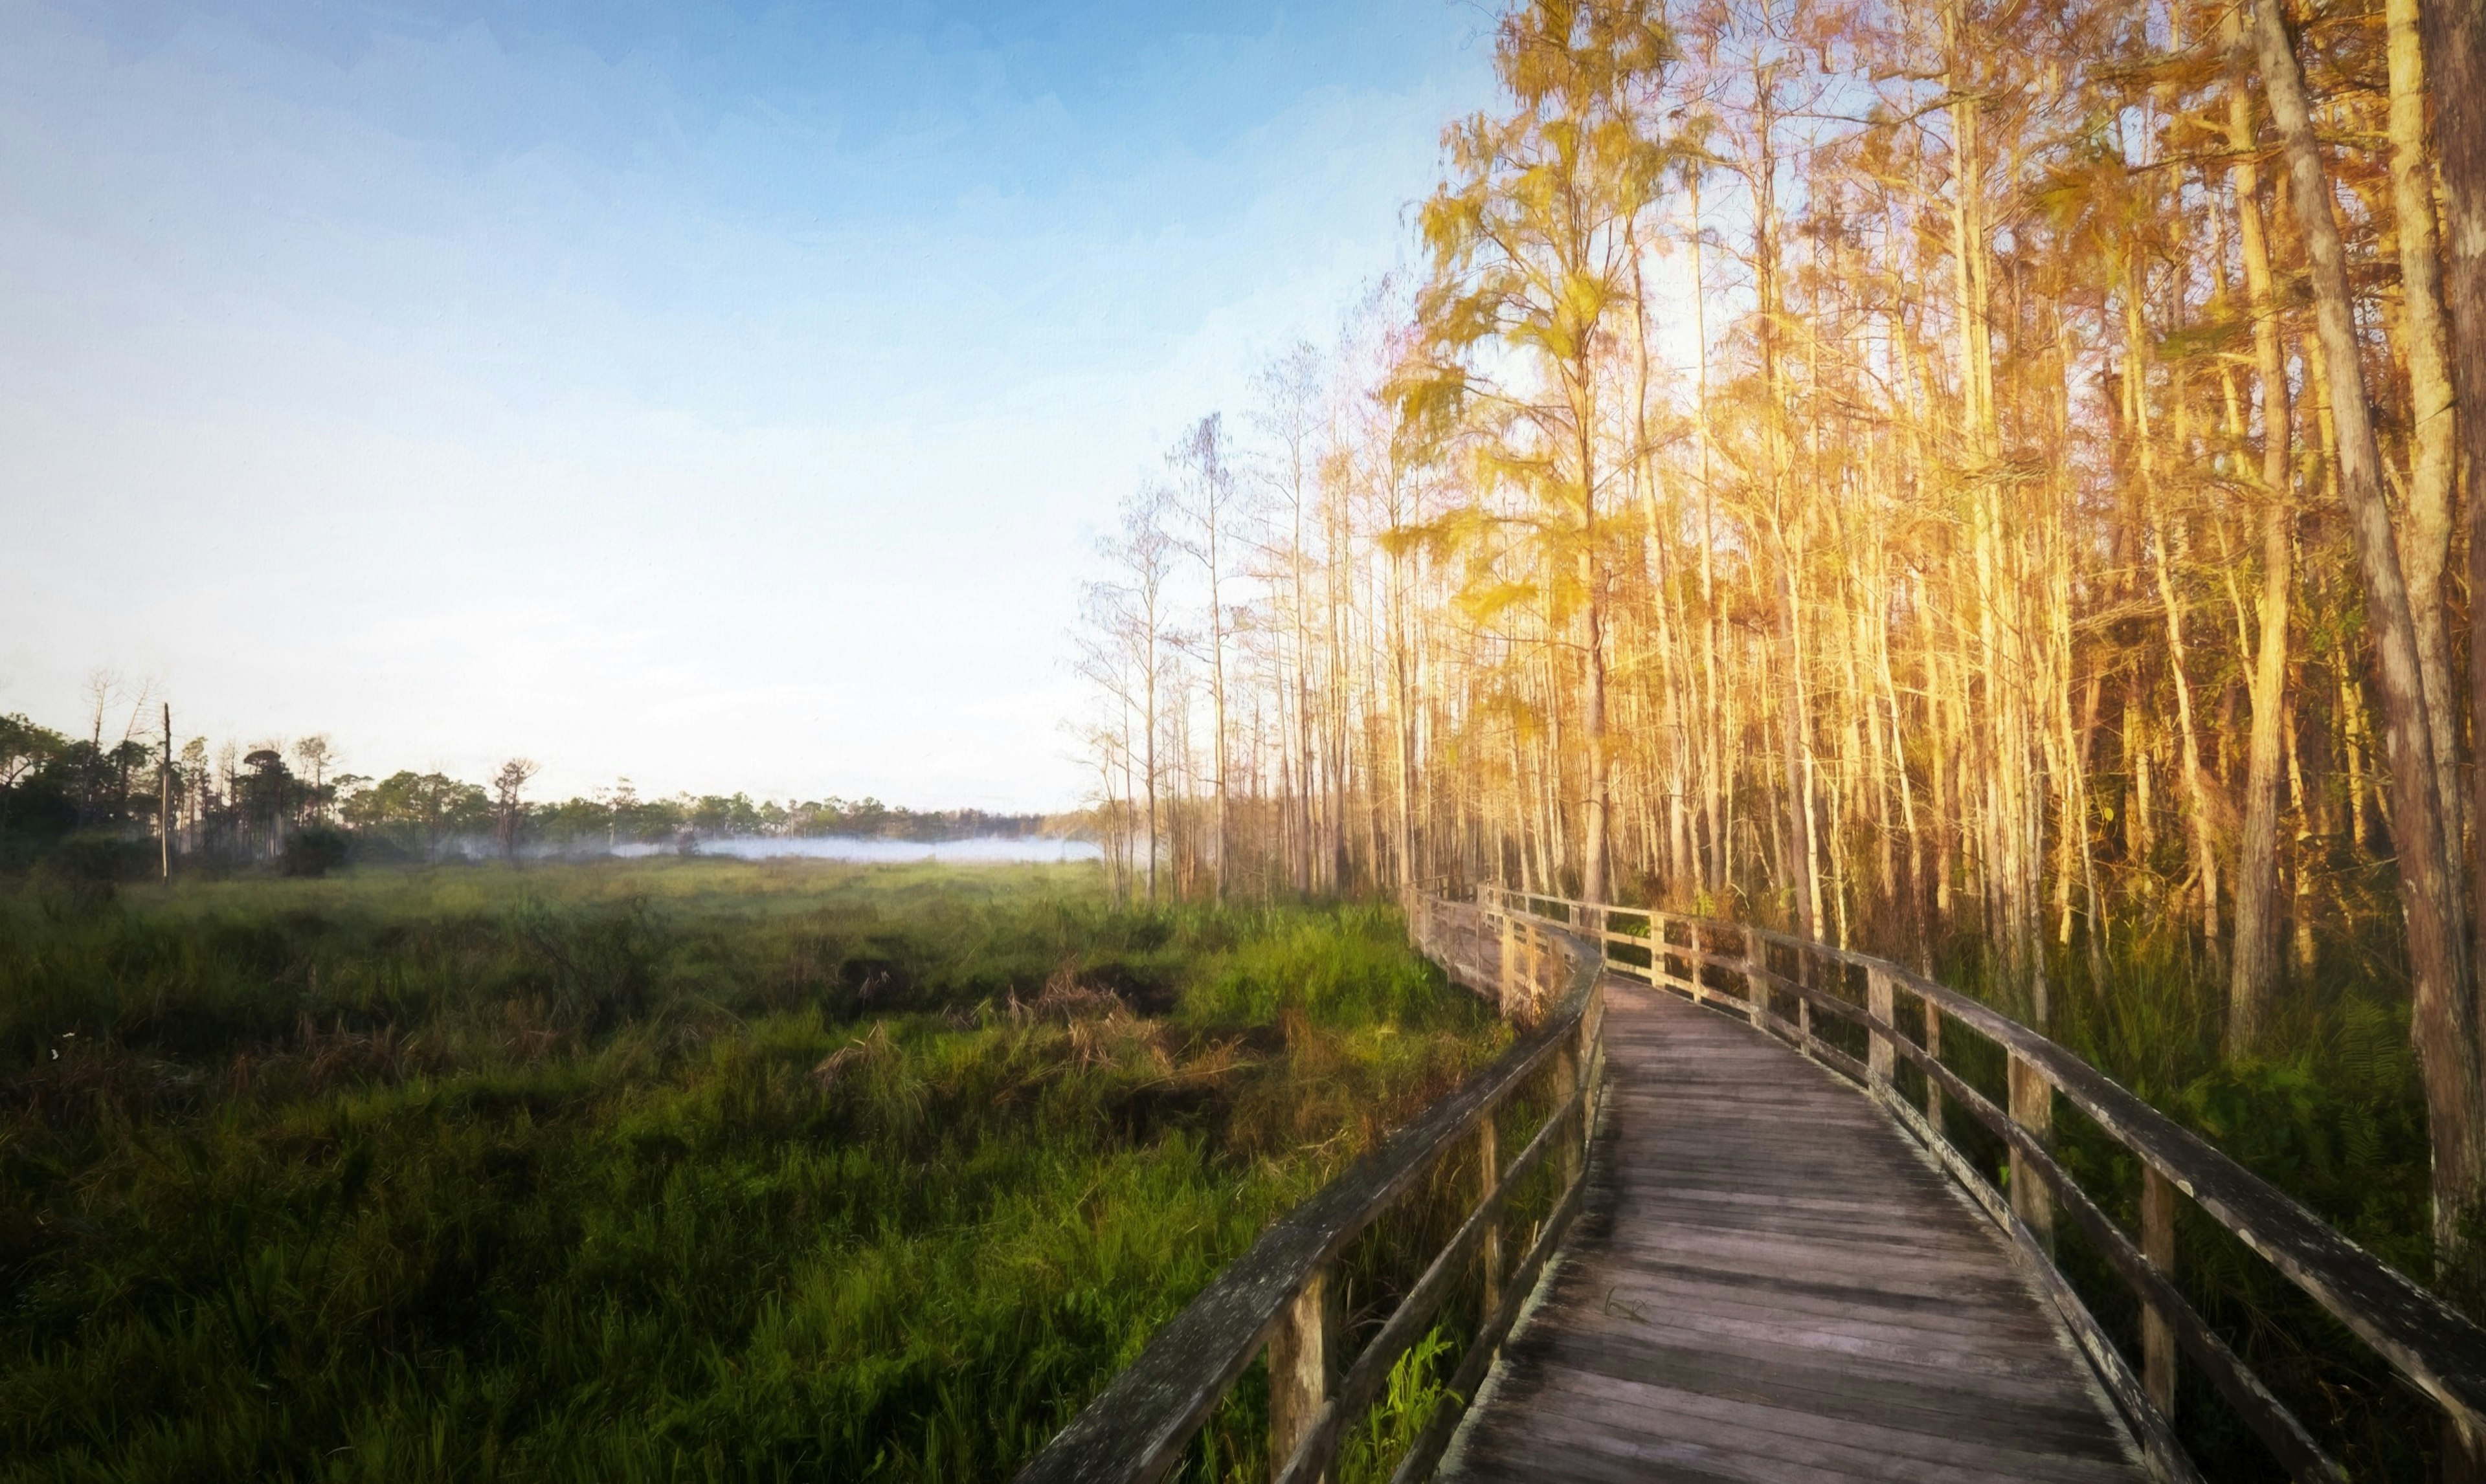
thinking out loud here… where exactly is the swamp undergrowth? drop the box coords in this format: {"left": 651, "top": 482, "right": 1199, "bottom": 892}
{"left": 0, "top": 859, "right": 1508, "bottom": 1482}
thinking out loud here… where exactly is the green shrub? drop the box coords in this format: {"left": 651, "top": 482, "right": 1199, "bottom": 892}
{"left": 282, "top": 823, "right": 351, "bottom": 878}
{"left": 22, "top": 831, "right": 148, "bottom": 917}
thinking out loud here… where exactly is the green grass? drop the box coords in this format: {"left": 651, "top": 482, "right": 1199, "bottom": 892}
{"left": 0, "top": 859, "right": 1510, "bottom": 1482}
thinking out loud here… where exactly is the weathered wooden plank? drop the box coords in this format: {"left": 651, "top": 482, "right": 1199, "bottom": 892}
{"left": 1268, "top": 1267, "right": 1331, "bottom": 1474}
{"left": 1585, "top": 1262, "right": 2078, "bottom": 1344}
{"left": 1463, "top": 1380, "right": 2133, "bottom": 1484}
{"left": 2142, "top": 1168, "right": 2177, "bottom": 1417}
{"left": 1439, "top": 980, "right": 2149, "bottom": 1484}
{"left": 1476, "top": 1372, "right": 2145, "bottom": 1483}
{"left": 1563, "top": 1280, "right": 2100, "bottom": 1371}
{"left": 1703, "top": 913, "right": 2486, "bottom": 1435}
{"left": 1551, "top": 1275, "right": 2109, "bottom": 1378}
{"left": 1873, "top": 1041, "right": 2342, "bottom": 1483}
{"left": 1630, "top": 892, "right": 2448, "bottom": 1478}
{"left": 1524, "top": 1334, "right": 2136, "bottom": 1449}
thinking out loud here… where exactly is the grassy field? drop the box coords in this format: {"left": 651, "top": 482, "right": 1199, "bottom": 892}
{"left": 0, "top": 859, "right": 1511, "bottom": 1482}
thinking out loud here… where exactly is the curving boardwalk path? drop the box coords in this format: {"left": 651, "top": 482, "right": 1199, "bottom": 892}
{"left": 1440, "top": 975, "right": 2151, "bottom": 1484}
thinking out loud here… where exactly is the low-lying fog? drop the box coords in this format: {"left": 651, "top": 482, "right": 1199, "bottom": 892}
{"left": 610, "top": 836, "right": 1102, "bottom": 864}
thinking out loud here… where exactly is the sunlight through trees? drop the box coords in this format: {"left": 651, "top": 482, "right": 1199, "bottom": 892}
{"left": 1075, "top": 0, "right": 2486, "bottom": 1245}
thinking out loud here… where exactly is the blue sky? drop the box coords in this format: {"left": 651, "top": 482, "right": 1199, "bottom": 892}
{"left": 0, "top": 0, "right": 1500, "bottom": 809}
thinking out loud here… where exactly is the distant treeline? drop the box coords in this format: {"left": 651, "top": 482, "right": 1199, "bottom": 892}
{"left": 0, "top": 709, "right": 1046, "bottom": 873}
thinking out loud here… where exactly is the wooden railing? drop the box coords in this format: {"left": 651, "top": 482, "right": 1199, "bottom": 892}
{"left": 1483, "top": 883, "right": 2486, "bottom": 1484}
{"left": 1012, "top": 896, "right": 1604, "bottom": 1484}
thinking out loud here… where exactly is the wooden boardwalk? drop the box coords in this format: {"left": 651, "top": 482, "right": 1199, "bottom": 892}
{"left": 1440, "top": 975, "right": 2151, "bottom": 1484}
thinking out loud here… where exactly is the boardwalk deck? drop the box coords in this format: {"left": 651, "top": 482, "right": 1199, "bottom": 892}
{"left": 1441, "top": 975, "right": 2151, "bottom": 1484}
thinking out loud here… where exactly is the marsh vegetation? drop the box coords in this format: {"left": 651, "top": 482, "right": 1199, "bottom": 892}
{"left": 0, "top": 859, "right": 1508, "bottom": 1481}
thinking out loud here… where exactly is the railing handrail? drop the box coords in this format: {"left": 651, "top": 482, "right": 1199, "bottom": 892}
{"left": 1012, "top": 901, "right": 1604, "bottom": 1484}
{"left": 1486, "top": 883, "right": 2486, "bottom": 1478}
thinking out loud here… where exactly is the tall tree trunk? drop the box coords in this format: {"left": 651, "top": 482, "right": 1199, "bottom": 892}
{"left": 2421, "top": 0, "right": 2486, "bottom": 1144}
{"left": 1688, "top": 173, "right": 1728, "bottom": 897}
{"left": 1576, "top": 362, "right": 1613, "bottom": 905}
{"left": 1754, "top": 65, "right": 1813, "bottom": 937}
{"left": 2144, "top": 441, "right": 2222, "bottom": 950}
{"left": 2254, "top": 0, "right": 2485, "bottom": 1246}
{"left": 2386, "top": 0, "right": 2465, "bottom": 883}
{"left": 1207, "top": 512, "right": 1229, "bottom": 904}
{"left": 1145, "top": 658, "right": 1160, "bottom": 905}
{"left": 2226, "top": 16, "right": 2297, "bottom": 1053}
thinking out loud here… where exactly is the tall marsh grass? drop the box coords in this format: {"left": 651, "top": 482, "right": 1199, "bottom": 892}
{"left": 0, "top": 861, "right": 1507, "bottom": 1481}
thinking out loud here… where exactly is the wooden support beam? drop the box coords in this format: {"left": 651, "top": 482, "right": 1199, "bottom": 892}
{"left": 1925, "top": 998, "right": 1945, "bottom": 1133}
{"left": 1529, "top": 927, "right": 1545, "bottom": 1013}
{"left": 1576, "top": 998, "right": 1598, "bottom": 1169}
{"left": 1269, "top": 1267, "right": 1332, "bottom": 1483}
{"left": 1867, "top": 967, "right": 1895, "bottom": 1087}
{"left": 1740, "top": 929, "right": 1767, "bottom": 1030}
{"left": 1797, "top": 965, "right": 1813, "bottom": 1050}
{"left": 2009, "top": 1053, "right": 2055, "bottom": 1254}
{"left": 1551, "top": 1037, "right": 1582, "bottom": 1189}
{"left": 1499, "top": 913, "right": 1517, "bottom": 1018}
{"left": 1478, "top": 1117, "right": 1502, "bottom": 1323}
{"left": 2144, "top": 1166, "right": 2178, "bottom": 1419}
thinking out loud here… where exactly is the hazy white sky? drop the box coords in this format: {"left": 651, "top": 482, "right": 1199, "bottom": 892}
{"left": 0, "top": 0, "right": 1501, "bottom": 810}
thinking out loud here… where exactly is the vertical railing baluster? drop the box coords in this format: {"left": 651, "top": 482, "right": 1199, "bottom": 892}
{"left": 1268, "top": 1267, "right": 1332, "bottom": 1483}
{"left": 1551, "top": 1027, "right": 1582, "bottom": 1190}
{"left": 1578, "top": 984, "right": 1600, "bottom": 1166}
{"left": 1478, "top": 1114, "right": 1501, "bottom": 1323}
{"left": 1499, "top": 911, "right": 1518, "bottom": 1021}
{"left": 1795, "top": 946, "right": 1814, "bottom": 1050}
{"left": 1924, "top": 997, "right": 1945, "bottom": 1133}
{"left": 2008, "top": 1054, "right": 2056, "bottom": 1254}
{"left": 1697, "top": 922, "right": 1714, "bottom": 1006}
{"left": 1740, "top": 928, "right": 1767, "bottom": 1031}
{"left": 1530, "top": 925, "right": 1545, "bottom": 1015}
{"left": 2142, "top": 1168, "right": 2177, "bottom": 1418}
{"left": 1867, "top": 966, "right": 1895, "bottom": 1089}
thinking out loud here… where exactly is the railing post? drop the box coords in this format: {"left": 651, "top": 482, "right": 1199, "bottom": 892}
{"left": 1740, "top": 928, "right": 1767, "bottom": 1030}
{"left": 1499, "top": 911, "right": 1518, "bottom": 1019}
{"left": 1795, "top": 947, "right": 1815, "bottom": 1050}
{"left": 2008, "top": 1053, "right": 2055, "bottom": 1253}
{"left": 1551, "top": 1027, "right": 1582, "bottom": 1190}
{"left": 2448, "top": 1419, "right": 2486, "bottom": 1484}
{"left": 1577, "top": 986, "right": 1599, "bottom": 1164}
{"left": 1866, "top": 966, "right": 1895, "bottom": 1088}
{"left": 1268, "top": 1266, "right": 1332, "bottom": 1482}
{"left": 1529, "top": 925, "right": 1545, "bottom": 1013}
{"left": 1923, "top": 997, "right": 1944, "bottom": 1132}
{"left": 2142, "top": 1167, "right": 2177, "bottom": 1419}
{"left": 1477, "top": 1115, "right": 1501, "bottom": 1322}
